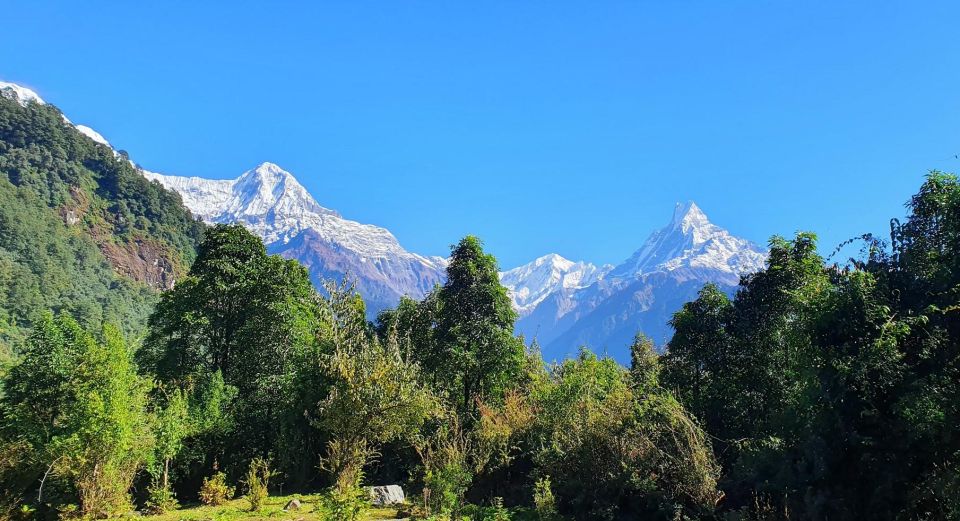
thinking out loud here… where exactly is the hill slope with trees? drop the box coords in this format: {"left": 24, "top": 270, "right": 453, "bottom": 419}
{"left": 0, "top": 91, "right": 205, "bottom": 358}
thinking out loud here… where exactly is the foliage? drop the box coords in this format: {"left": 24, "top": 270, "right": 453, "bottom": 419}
{"left": 145, "top": 479, "right": 179, "bottom": 514}
{"left": 314, "top": 281, "right": 437, "bottom": 491}
{"left": 391, "top": 236, "right": 525, "bottom": 420}
{"left": 244, "top": 458, "right": 274, "bottom": 511}
{"left": 660, "top": 171, "right": 960, "bottom": 519}
{"left": 415, "top": 418, "right": 474, "bottom": 518}
{"left": 3, "top": 106, "right": 960, "bottom": 521}
{"left": 530, "top": 350, "right": 719, "bottom": 520}
{"left": 532, "top": 477, "right": 557, "bottom": 521}
{"left": 0, "top": 314, "right": 154, "bottom": 517}
{"left": 318, "top": 485, "right": 369, "bottom": 521}
{"left": 149, "top": 386, "right": 191, "bottom": 505}
{"left": 629, "top": 332, "right": 660, "bottom": 392}
{"left": 141, "top": 223, "right": 321, "bottom": 481}
{"left": 474, "top": 497, "right": 511, "bottom": 521}
{"left": 0, "top": 94, "right": 203, "bottom": 355}
{"left": 199, "top": 471, "right": 235, "bottom": 506}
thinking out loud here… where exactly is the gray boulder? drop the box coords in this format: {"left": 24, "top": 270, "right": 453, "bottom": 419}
{"left": 283, "top": 498, "right": 301, "bottom": 511}
{"left": 366, "top": 484, "right": 405, "bottom": 506}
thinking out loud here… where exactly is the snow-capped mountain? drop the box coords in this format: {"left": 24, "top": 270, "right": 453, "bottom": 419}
{"left": 1, "top": 78, "right": 447, "bottom": 315}
{"left": 514, "top": 202, "right": 767, "bottom": 361}
{"left": 609, "top": 201, "right": 766, "bottom": 283}
{"left": 2, "top": 82, "right": 108, "bottom": 142}
{"left": 0, "top": 81, "right": 45, "bottom": 106}
{"left": 145, "top": 164, "right": 448, "bottom": 314}
{"left": 2, "top": 79, "right": 770, "bottom": 358}
{"left": 500, "top": 254, "right": 611, "bottom": 317}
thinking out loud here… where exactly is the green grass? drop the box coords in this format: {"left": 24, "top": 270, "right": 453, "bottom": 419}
{"left": 132, "top": 493, "right": 405, "bottom": 521}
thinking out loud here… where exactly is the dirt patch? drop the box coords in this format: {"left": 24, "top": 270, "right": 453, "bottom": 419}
{"left": 99, "top": 237, "right": 182, "bottom": 290}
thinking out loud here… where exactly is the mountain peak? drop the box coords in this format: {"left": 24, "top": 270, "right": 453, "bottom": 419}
{"left": 501, "top": 254, "right": 610, "bottom": 316}
{"left": 671, "top": 201, "right": 709, "bottom": 230}
{"left": 254, "top": 161, "right": 291, "bottom": 176}
{"left": 242, "top": 161, "right": 297, "bottom": 187}
{"left": 610, "top": 201, "right": 766, "bottom": 279}
{"left": 531, "top": 253, "right": 575, "bottom": 270}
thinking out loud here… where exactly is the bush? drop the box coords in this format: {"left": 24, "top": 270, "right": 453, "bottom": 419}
{"left": 533, "top": 477, "right": 558, "bottom": 520}
{"left": 475, "top": 497, "right": 511, "bottom": 521}
{"left": 244, "top": 458, "right": 274, "bottom": 511}
{"left": 424, "top": 458, "right": 472, "bottom": 517}
{"left": 531, "top": 352, "right": 719, "bottom": 520}
{"left": 199, "top": 471, "right": 234, "bottom": 506}
{"left": 144, "top": 481, "right": 178, "bottom": 514}
{"left": 319, "top": 485, "right": 368, "bottom": 521}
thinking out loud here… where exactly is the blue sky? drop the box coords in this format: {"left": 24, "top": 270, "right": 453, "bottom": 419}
{"left": 4, "top": 1, "right": 959, "bottom": 268}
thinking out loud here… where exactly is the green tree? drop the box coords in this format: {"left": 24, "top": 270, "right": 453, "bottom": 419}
{"left": 433, "top": 236, "right": 525, "bottom": 418}
{"left": 149, "top": 387, "right": 191, "bottom": 508}
{"left": 0, "top": 315, "right": 153, "bottom": 517}
{"left": 313, "top": 282, "right": 437, "bottom": 492}
{"left": 531, "top": 350, "right": 718, "bottom": 520}
{"left": 628, "top": 332, "right": 659, "bottom": 392}
{"left": 142, "top": 224, "right": 321, "bottom": 478}
{"left": 0, "top": 93, "right": 204, "bottom": 353}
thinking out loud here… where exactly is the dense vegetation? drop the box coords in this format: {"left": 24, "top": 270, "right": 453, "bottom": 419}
{"left": 662, "top": 171, "right": 960, "bottom": 519}
{"left": 0, "top": 93, "right": 204, "bottom": 359}
{"left": 1, "top": 94, "right": 959, "bottom": 520}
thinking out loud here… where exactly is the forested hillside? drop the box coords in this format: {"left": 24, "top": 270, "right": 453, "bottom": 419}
{"left": 0, "top": 91, "right": 204, "bottom": 358}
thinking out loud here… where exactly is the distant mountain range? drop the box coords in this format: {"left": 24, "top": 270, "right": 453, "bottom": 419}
{"left": 1, "top": 80, "right": 768, "bottom": 362}
{"left": 508, "top": 202, "right": 766, "bottom": 361}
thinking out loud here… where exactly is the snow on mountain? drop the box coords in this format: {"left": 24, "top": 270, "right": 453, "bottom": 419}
{"left": 609, "top": 201, "right": 766, "bottom": 283}
{"left": 0, "top": 81, "right": 113, "bottom": 137}
{"left": 0, "top": 79, "right": 446, "bottom": 314}
{"left": 75, "top": 125, "right": 111, "bottom": 146}
{"left": 517, "top": 201, "right": 768, "bottom": 362}
{"left": 0, "top": 81, "right": 45, "bottom": 106}
{"left": 500, "top": 254, "right": 610, "bottom": 317}
{"left": 144, "top": 163, "right": 447, "bottom": 313}
{"left": 2, "top": 79, "right": 770, "bottom": 354}
{"left": 144, "top": 163, "right": 441, "bottom": 260}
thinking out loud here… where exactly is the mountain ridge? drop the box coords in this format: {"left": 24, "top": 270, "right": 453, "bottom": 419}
{"left": 1, "top": 79, "right": 769, "bottom": 358}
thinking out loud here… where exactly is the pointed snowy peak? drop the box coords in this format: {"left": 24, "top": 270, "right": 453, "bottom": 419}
{"left": 0, "top": 81, "right": 45, "bottom": 106}
{"left": 610, "top": 201, "right": 766, "bottom": 279}
{"left": 230, "top": 161, "right": 340, "bottom": 220}
{"left": 671, "top": 201, "right": 710, "bottom": 230}
{"left": 240, "top": 162, "right": 297, "bottom": 187}
{"left": 500, "top": 253, "right": 610, "bottom": 316}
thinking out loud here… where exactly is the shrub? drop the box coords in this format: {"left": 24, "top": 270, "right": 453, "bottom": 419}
{"left": 533, "top": 477, "right": 558, "bottom": 520}
{"left": 424, "top": 458, "right": 472, "bottom": 517}
{"left": 477, "top": 497, "right": 511, "bottom": 521}
{"left": 144, "top": 480, "right": 178, "bottom": 514}
{"left": 244, "top": 458, "right": 274, "bottom": 511}
{"left": 199, "top": 471, "right": 234, "bottom": 506}
{"left": 531, "top": 352, "right": 720, "bottom": 520}
{"left": 319, "top": 485, "right": 368, "bottom": 521}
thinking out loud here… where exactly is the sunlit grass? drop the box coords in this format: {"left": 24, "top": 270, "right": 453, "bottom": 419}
{"left": 132, "top": 493, "right": 405, "bottom": 521}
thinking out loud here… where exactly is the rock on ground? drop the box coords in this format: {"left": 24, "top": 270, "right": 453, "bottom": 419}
{"left": 366, "top": 485, "right": 405, "bottom": 506}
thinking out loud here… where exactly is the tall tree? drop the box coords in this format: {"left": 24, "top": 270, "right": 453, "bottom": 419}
{"left": 141, "top": 224, "right": 321, "bottom": 476}
{"left": 434, "top": 236, "right": 524, "bottom": 417}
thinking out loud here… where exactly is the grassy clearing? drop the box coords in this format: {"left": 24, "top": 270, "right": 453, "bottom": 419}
{"left": 132, "top": 494, "right": 405, "bottom": 521}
